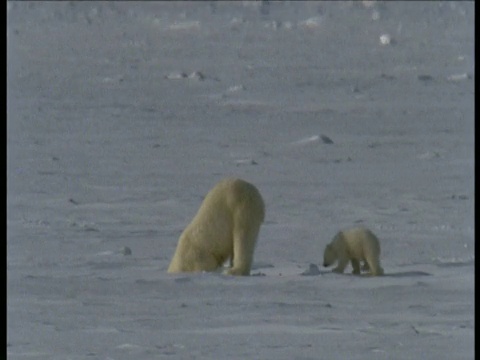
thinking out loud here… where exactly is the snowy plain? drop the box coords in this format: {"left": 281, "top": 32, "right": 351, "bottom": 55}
{"left": 7, "top": 1, "right": 474, "bottom": 359}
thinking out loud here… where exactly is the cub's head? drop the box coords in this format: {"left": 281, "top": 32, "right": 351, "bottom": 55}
{"left": 323, "top": 244, "right": 338, "bottom": 267}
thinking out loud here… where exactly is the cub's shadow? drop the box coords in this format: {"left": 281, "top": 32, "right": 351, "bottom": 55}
{"left": 382, "top": 271, "right": 431, "bottom": 277}
{"left": 320, "top": 270, "right": 432, "bottom": 277}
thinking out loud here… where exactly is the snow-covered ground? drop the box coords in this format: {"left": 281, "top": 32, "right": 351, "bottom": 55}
{"left": 7, "top": 2, "right": 474, "bottom": 359}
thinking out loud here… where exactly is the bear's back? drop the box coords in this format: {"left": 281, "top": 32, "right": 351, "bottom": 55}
{"left": 202, "top": 178, "right": 265, "bottom": 223}
{"left": 341, "top": 227, "right": 381, "bottom": 254}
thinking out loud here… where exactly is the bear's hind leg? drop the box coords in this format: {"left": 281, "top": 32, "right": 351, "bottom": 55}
{"left": 332, "top": 257, "right": 349, "bottom": 273}
{"left": 370, "top": 264, "right": 384, "bottom": 276}
{"left": 365, "top": 257, "right": 384, "bottom": 276}
{"left": 351, "top": 259, "right": 361, "bottom": 275}
{"left": 226, "top": 225, "right": 259, "bottom": 276}
{"left": 361, "top": 261, "right": 370, "bottom": 272}
{"left": 226, "top": 239, "right": 252, "bottom": 275}
{"left": 194, "top": 251, "right": 224, "bottom": 272}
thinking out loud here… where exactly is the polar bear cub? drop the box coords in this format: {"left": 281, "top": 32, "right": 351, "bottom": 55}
{"left": 167, "top": 178, "right": 265, "bottom": 276}
{"left": 323, "top": 227, "right": 384, "bottom": 276}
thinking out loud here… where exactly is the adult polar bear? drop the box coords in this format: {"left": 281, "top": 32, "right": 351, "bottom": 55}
{"left": 168, "top": 178, "right": 265, "bottom": 276}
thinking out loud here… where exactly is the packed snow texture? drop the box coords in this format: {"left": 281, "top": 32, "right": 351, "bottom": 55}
{"left": 7, "top": 2, "right": 474, "bottom": 359}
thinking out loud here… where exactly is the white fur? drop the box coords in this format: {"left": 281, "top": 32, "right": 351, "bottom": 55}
{"left": 323, "top": 227, "right": 384, "bottom": 276}
{"left": 168, "top": 178, "right": 265, "bottom": 276}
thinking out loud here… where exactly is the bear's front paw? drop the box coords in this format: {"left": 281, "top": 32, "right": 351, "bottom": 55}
{"left": 225, "top": 268, "right": 250, "bottom": 276}
{"left": 332, "top": 267, "right": 344, "bottom": 274}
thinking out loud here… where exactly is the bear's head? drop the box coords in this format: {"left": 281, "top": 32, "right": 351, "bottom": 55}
{"left": 323, "top": 244, "right": 338, "bottom": 267}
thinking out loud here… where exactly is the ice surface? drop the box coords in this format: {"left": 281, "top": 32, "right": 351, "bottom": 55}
{"left": 7, "top": 2, "right": 474, "bottom": 359}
